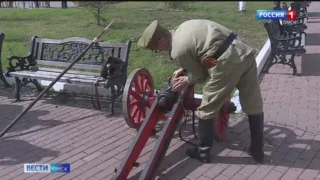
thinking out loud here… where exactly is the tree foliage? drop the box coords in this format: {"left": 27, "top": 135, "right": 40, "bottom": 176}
{"left": 76, "top": 1, "right": 120, "bottom": 26}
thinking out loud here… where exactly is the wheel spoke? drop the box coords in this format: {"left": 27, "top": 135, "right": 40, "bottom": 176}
{"left": 143, "top": 78, "right": 149, "bottom": 92}
{"left": 136, "top": 110, "right": 142, "bottom": 123}
{"left": 139, "top": 75, "right": 144, "bottom": 92}
{"left": 131, "top": 106, "right": 139, "bottom": 120}
{"left": 130, "top": 90, "right": 141, "bottom": 101}
{"left": 133, "top": 79, "right": 142, "bottom": 94}
{"left": 129, "top": 99, "right": 139, "bottom": 109}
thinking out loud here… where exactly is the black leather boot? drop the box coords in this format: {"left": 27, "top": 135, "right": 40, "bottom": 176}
{"left": 186, "top": 118, "right": 214, "bottom": 163}
{"left": 247, "top": 113, "right": 265, "bottom": 163}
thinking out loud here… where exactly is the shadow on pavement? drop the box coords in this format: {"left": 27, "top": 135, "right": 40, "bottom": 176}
{"left": 0, "top": 139, "right": 60, "bottom": 166}
{"left": 305, "top": 33, "right": 320, "bottom": 46}
{"left": 301, "top": 53, "right": 320, "bottom": 76}
{"left": 307, "top": 20, "right": 320, "bottom": 23}
{"left": 0, "top": 86, "right": 122, "bottom": 117}
{"left": 27, "top": 92, "right": 123, "bottom": 117}
{"left": 0, "top": 103, "right": 105, "bottom": 140}
{"left": 308, "top": 12, "right": 320, "bottom": 17}
{"left": 127, "top": 115, "right": 320, "bottom": 180}
{"left": 0, "top": 104, "right": 63, "bottom": 133}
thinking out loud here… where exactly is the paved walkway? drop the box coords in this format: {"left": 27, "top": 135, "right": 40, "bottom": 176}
{"left": 1, "top": 3, "right": 320, "bottom": 180}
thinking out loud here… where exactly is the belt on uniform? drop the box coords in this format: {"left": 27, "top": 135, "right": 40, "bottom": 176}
{"left": 212, "top": 32, "right": 238, "bottom": 59}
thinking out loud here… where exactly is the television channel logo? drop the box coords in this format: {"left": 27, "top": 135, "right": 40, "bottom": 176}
{"left": 256, "top": 10, "right": 296, "bottom": 20}
{"left": 24, "top": 164, "right": 70, "bottom": 173}
{"left": 50, "top": 164, "right": 71, "bottom": 173}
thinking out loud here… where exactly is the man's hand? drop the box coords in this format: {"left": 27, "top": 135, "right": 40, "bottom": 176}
{"left": 172, "top": 68, "right": 185, "bottom": 78}
{"left": 172, "top": 76, "right": 190, "bottom": 92}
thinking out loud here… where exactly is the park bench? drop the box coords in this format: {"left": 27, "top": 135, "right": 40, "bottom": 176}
{"left": 291, "top": 1, "right": 309, "bottom": 19}
{"left": 4, "top": 36, "right": 132, "bottom": 115}
{"left": 0, "top": 33, "right": 10, "bottom": 87}
{"left": 262, "top": 19, "right": 306, "bottom": 75}
{"left": 280, "top": 2, "right": 308, "bottom": 31}
{"left": 279, "top": 18, "right": 307, "bottom": 35}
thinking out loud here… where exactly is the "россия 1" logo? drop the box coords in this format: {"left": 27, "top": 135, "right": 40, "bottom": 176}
{"left": 256, "top": 10, "right": 296, "bottom": 21}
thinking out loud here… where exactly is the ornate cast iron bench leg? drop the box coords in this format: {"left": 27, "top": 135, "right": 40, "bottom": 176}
{"left": 31, "top": 79, "right": 43, "bottom": 92}
{"left": 107, "top": 82, "right": 125, "bottom": 116}
{"left": 108, "top": 86, "right": 117, "bottom": 116}
{"left": 13, "top": 77, "right": 22, "bottom": 102}
{"left": 0, "top": 74, "right": 10, "bottom": 87}
{"left": 13, "top": 78, "right": 43, "bottom": 102}
{"left": 289, "top": 55, "right": 298, "bottom": 75}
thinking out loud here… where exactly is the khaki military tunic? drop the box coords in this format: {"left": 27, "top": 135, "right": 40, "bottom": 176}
{"left": 170, "top": 19, "right": 263, "bottom": 120}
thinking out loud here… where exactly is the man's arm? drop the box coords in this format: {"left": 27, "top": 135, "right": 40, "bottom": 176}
{"left": 175, "top": 53, "right": 209, "bottom": 84}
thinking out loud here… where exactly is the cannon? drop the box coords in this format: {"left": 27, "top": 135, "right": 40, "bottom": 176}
{"left": 112, "top": 68, "right": 237, "bottom": 180}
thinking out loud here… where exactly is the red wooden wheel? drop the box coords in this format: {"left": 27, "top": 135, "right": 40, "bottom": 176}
{"left": 122, "top": 68, "right": 155, "bottom": 129}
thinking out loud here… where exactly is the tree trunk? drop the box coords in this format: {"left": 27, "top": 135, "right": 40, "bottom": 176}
{"left": 45, "top": 1, "right": 50, "bottom": 8}
{"left": 61, "top": 1, "right": 68, "bottom": 8}
{"left": 97, "top": 7, "right": 101, "bottom": 25}
{"left": 8, "top": 1, "right": 13, "bottom": 8}
{"left": 34, "top": 1, "right": 39, "bottom": 8}
{"left": 273, "top": 1, "right": 281, "bottom": 10}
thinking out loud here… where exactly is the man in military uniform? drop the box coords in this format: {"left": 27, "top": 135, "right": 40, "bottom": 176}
{"left": 137, "top": 20, "right": 265, "bottom": 163}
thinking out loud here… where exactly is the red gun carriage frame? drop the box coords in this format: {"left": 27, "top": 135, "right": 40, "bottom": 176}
{"left": 112, "top": 68, "right": 236, "bottom": 180}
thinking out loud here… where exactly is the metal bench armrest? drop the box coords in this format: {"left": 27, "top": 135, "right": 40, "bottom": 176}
{"left": 278, "top": 36, "right": 301, "bottom": 42}
{"left": 279, "top": 36, "right": 302, "bottom": 48}
{"left": 281, "top": 26, "right": 306, "bottom": 35}
{"left": 6, "top": 53, "right": 35, "bottom": 74}
{"left": 281, "top": 19, "right": 306, "bottom": 26}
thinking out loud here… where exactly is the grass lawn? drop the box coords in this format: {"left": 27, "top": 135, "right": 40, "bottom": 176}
{"left": 0, "top": 1, "right": 271, "bottom": 93}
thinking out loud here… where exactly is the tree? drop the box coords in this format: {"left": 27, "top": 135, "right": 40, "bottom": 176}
{"left": 34, "top": 1, "right": 39, "bottom": 8}
{"left": 77, "top": 1, "right": 120, "bottom": 26}
{"left": 8, "top": 1, "right": 13, "bottom": 8}
{"left": 44, "top": 1, "right": 50, "bottom": 8}
{"left": 61, "top": 1, "right": 68, "bottom": 8}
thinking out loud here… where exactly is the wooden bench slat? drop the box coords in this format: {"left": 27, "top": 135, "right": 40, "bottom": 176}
{"left": 36, "top": 60, "right": 102, "bottom": 71}
{"left": 10, "top": 70, "right": 99, "bottom": 80}
{"left": 9, "top": 70, "right": 101, "bottom": 85}
{"left": 38, "top": 67, "right": 100, "bottom": 76}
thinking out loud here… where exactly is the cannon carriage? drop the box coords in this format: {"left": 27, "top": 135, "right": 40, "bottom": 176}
{"left": 114, "top": 68, "right": 237, "bottom": 179}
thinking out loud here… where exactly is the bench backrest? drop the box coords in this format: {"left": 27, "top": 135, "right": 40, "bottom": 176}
{"left": 29, "top": 36, "right": 131, "bottom": 74}
{"left": 291, "top": 2, "right": 303, "bottom": 10}
{"left": 264, "top": 20, "right": 282, "bottom": 50}
{"left": 0, "top": 33, "right": 4, "bottom": 74}
{"left": 291, "top": 2, "right": 308, "bottom": 18}
{"left": 264, "top": 20, "right": 281, "bottom": 39}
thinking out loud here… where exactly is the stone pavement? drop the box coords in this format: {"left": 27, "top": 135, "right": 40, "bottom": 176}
{"left": 1, "top": 3, "right": 320, "bottom": 180}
